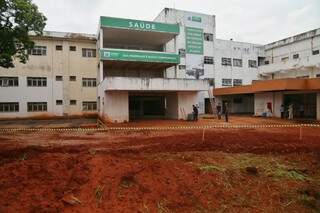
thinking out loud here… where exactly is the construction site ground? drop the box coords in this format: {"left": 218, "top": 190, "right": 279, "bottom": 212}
{"left": 0, "top": 116, "right": 320, "bottom": 212}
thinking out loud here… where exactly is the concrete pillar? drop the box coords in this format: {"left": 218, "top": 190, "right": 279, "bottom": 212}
{"left": 103, "top": 91, "right": 129, "bottom": 122}
{"left": 317, "top": 92, "right": 320, "bottom": 120}
{"left": 274, "top": 92, "right": 283, "bottom": 118}
{"left": 166, "top": 93, "right": 178, "bottom": 119}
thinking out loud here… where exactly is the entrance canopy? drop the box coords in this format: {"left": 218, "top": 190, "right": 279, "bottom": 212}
{"left": 213, "top": 78, "right": 320, "bottom": 96}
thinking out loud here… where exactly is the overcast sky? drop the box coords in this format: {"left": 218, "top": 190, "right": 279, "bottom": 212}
{"left": 32, "top": 0, "right": 320, "bottom": 44}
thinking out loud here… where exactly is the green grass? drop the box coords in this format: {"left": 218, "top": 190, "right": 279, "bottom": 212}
{"left": 95, "top": 185, "right": 104, "bottom": 204}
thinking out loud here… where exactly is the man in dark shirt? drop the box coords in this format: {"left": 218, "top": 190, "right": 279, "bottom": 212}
{"left": 193, "top": 105, "right": 198, "bottom": 121}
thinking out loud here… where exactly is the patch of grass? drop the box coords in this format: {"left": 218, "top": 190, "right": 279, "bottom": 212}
{"left": 273, "top": 168, "right": 307, "bottom": 181}
{"left": 20, "top": 153, "right": 27, "bottom": 161}
{"left": 156, "top": 199, "right": 169, "bottom": 213}
{"left": 198, "top": 164, "right": 225, "bottom": 172}
{"left": 95, "top": 185, "right": 104, "bottom": 204}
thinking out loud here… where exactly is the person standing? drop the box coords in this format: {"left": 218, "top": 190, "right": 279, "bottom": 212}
{"left": 288, "top": 104, "right": 294, "bottom": 119}
{"left": 299, "top": 104, "right": 304, "bottom": 118}
{"left": 224, "top": 102, "right": 229, "bottom": 122}
{"left": 280, "top": 104, "right": 285, "bottom": 119}
{"left": 216, "top": 103, "right": 222, "bottom": 120}
{"left": 192, "top": 105, "right": 198, "bottom": 121}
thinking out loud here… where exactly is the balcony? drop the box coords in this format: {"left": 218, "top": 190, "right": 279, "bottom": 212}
{"left": 100, "top": 77, "right": 209, "bottom": 91}
{"left": 258, "top": 54, "right": 320, "bottom": 75}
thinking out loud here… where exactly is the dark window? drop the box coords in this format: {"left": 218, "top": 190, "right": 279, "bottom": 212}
{"left": 69, "top": 76, "right": 76, "bottom": 81}
{"left": 265, "top": 61, "right": 270, "bottom": 65}
{"left": 0, "top": 102, "right": 19, "bottom": 112}
{"left": 248, "top": 60, "right": 257, "bottom": 68}
{"left": 82, "top": 48, "right": 96, "bottom": 57}
{"left": 293, "top": 54, "right": 299, "bottom": 59}
{"left": 204, "top": 56, "right": 214, "bottom": 64}
{"left": 316, "top": 74, "right": 320, "bottom": 78}
{"left": 27, "top": 46, "right": 47, "bottom": 56}
{"left": 27, "top": 77, "right": 47, "bottom": 87}
{"left": 178, "top": 49, "right": 186, "bottom": 57}
{"left": 233, "top": 98, "right": 242, "bottom": 103}
{"left": 70, "top": 100, "right": 77, "bottom": 105}
{"left": 221, "top": 58, "right": 232, "bottom": 66}
{"left": 69, "top": 46, "right": 76, "bottom": 51}
{"left": 27, "top": 102, "right": 47, "bottom": 112}
{"left": 233, "top": 79, "right": 243, "bottom": 86}
{"left": 0, "top": 77, "right": 18, "bottom": 87}
{"left": 312, "top": 50, "right": 319, "bottom": 55}
{"left": 178, "top": 65, "right": 186, "bottom": 70}
{"left": 56, "top": 45, "right": 63, "bottom": 51}
{"left": 56, "top": 100, "right": 63, "bottom": 105}
{"left": 281, "top": 57, "right": 289, "bottom": 62}
{"left": 82, "top": 78, "right": 97, "bottom": 87}
{"left": 222, "top": 79, "right": 232, "bottom": 86}
{"left": 82, "top": 101, "right": 97, "bottom": 111}
{"left": 206, "top": 78, "right": 215, "bottom": 87}
{"left": 233, "top": 59, "right": 242, "bottom": 67}
{"left": 56, "top": 76, "right": 63, "bottom": 81}
{"left": 204, "top": 33, "right": 213, "bottom": 41}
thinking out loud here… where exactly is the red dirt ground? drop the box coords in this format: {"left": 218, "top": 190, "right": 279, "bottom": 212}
{"left": 0, "top": 117, "right": 320, "bottom": 212}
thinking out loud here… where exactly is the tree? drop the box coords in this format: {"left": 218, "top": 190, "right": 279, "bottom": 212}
{"left": 0, "top": 0, "right": 46, "bottom": 68}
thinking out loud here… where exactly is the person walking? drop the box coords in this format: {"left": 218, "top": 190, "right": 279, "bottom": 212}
{"left": 216, "top": 103, "right": 222, "bottom": 120}
{"left": 224, "top": 102, "right": 229, "bottom": 122}
{"left": 280, "top": 104, "right": 285, "bottom": 119}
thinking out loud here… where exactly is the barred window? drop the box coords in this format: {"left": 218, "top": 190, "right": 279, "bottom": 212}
{"left": 56, "top": 76, "right": 63, "bottom": 81}
{"left": 69, "top": 76, "right": 76, "bottom": 81}
{"left": 70, "top": 100, "right": 77, "bottom": 105}
{"left": 82, "top": 78, "right": 96, "bottom": 87}
{"left": 82, "top": 48, "right": 96, "bottom": 57}
{"left": 56, "top": 45, "right": 63, "bottom": 51}
{"left": 204, "top": 33, "right": 213, "bottom": 41}
{"left": 233, "top": 59, "right": 242, "bottom": 67}
{"left": 27, "top": 102, "right": 47, "bottom": 112}
{"left": 0, "top": 77, "right": 18, "bottom": 87}
{"left": 313, "top": 50, "right": 319, "bottom": 55}
{"left": 293, "top": 54, "right": 299, "bottom": 59}
{"left": 27, "top": 77, "right": 47, "bottom": 87}
{"left": 222, "top": 79, "right": 232, "bottom": 86}
{"left": 204, "top": 56, "right": 214, "bottom": 64}
{"left": 233, "top": 79, "right": 243, "bottom": 86}
{"left": 69, "top": 46, "right": 76, "bottom": 51}
{"left": 178, "top": 49, "right": 186, "bottom": 57}
{"left": 28, "top": 46, "right": 47, "bottom": 56}
{"left": 178, "top": 65, "right": 186, "bottom": 70}
{"left": 56, "top": 100, "right": 63, "bottom": 105}
{"left": 82, "top": 101, "right": 97, "bottom": 111}
{"left": 221, "top": 58, "right": 232, "bottom": 66}
{"left": 0, "top": 102, "right": 19, "bottom": 112}
{"left": 248, "top": 60, "right": 257, "bottom": 68}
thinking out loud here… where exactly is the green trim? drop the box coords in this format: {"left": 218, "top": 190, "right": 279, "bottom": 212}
{"left": 100, "top": 48, "right": 180, "bottom": 64}
{"left": 185, "top": 27, "right": 204, "bottom": 55}
{"left": 100, "top": 16, "right": 180, "bottom": 34}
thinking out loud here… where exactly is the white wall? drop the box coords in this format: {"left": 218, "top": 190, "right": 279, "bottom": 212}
{"left": 254, "top": 92, "right": 273, "bottom": 116}
{"left": 177, "top": 91, "right": 198, "bottom": 119}
{"left": 103, "top": 91, "right": 129, "bottom": 122}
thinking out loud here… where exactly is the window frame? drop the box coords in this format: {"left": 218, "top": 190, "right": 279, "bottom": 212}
{"left": 0, "top": 102, "right": 19, "bottom": 112}
{"left": 222, "top": 78, "right": 232, "bottom": 86}
{"left": 233, "top": 58, "right": 243, "bottom": 67}
{"left": 221, "top": 57, "right": 232, "bottom": 66}
{"left": 204, "top": 56, "right": 214, "bottom": 64}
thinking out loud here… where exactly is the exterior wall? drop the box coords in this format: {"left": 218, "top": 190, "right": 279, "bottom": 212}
{"left": 166, "top": 93, "right": 178, "bottom": 119}
{"left": 0, "top": 35, "right": 97, "bottom": 119}
{"left": 254, "top": 92, "right": 274, "bottom": 116}
{"left": 214, "top": 39, "right": 263, "bottom": 88}
{"left": 177, "top": 91, "right": 198, "bottom": 119}
{"left": 102, "top": 91, "right": 129, "bottom": 122}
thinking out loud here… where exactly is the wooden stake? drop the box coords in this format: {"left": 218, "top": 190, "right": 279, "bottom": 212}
{"left": 202, "top": 128, "right": 205, "bottom": 142}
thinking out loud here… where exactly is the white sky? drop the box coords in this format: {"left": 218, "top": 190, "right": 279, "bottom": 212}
{"left": 33, "top": 0, "right": 320, "bottom": 44}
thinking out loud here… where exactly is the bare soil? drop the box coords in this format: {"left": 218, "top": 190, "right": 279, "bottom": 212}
{"left": 0, "top": 116, "right": 320, "bottom": 212}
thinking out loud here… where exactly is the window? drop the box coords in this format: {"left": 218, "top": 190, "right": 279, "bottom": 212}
{"left": 222, "top": 79, "right": 232, "bottom": 86}
{"left": 178, "top": 49, "right": 186, "bottom": 57}
{"left": 0, "top": 102, "right": 19, "bottom": 112}
{"left": 293, "top": 54, "right": 299, "bottom": 59}
{"left": 204, "top": 33, "right": 213, "bottom": 41}
{"left": 82, "top": 78, "right": 97, "bottom": 87}
{"left": 70, "top": 100, "right": 77, "bottom": 105}
{"left": 316, "top": 74, "right": 320, "bottom": 78}
{"left": 82, "top": 48, "right": 96, "bottom": 57}
{"left": 179, "top": 65, "right": 186, "bottom": 70}
{"left": 265, "top": 60, "right": 270, "bottom": 65}
{"left": 206, "top": 78, "right": 215, "bottom": 86}
{"left": 204, "top": 56, "right": 214, "bottom": 64}
{"left": 69, "top": 76, "right": 76, "bottom": 81}
{"left": 0, "top": 77, "right": 18, "bottom": 87}
{"left": 56, "top": 45, "right": 63, "bottom": 51}
{"left": 27, "top": 102, "right": 47, "bottom": 112}
{"left": 221, "top": 58, "right": 232, "bottom": 66}
{"left": 312, "top": 50, "right": 319, "bottom": 55}
{"left": 248, "top": 60, "right": 257, "bottom": 68}
{"left": 233, "top": 98, "right": 242, "bottom": 104}
{"left": 233, "top": 79, "right": 243, "bottom": 86}
{"left": 281, "top": 57, "right": 289, "bottom": 62}
{"left": 69, "top": 46, "right": 76, "bottom": 51}
{"left": 28, "top": 46, "right": 47, "bottom": 56}
{"left": 233, "top": 59, "right": 242, "bottom": 67}
{"left": 56, "top": 100, "right": 63, "bottom": 105}
{"left": 82, "top": 101, "right": 97, "bottom": 111}
{"left": 56, "top": 76, "right": 63, "bottom": 81}
{"left": 27, "top": 77, "right": 47, "bottom": 87}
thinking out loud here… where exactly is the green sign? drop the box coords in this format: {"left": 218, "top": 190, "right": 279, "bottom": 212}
{"left": 100, "top": 49, "right": 180, "bottom": 64}
{"left": 185, "top": 27, "right": 203, "bottom": 54}
{"left": 100, "top": 16, "right": 180, "bottom": 34}
{"left": 192, "top": 16, "right": 202, "bottom": 23}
